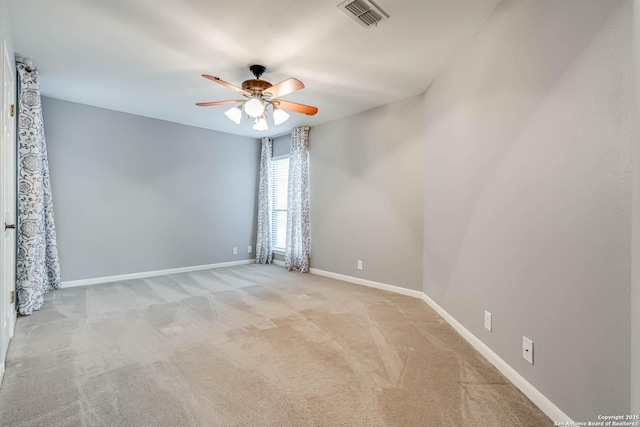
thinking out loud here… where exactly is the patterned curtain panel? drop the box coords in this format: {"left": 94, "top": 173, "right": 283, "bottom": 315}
{"left": 285, "top": 126, "right": 311, "bottom": 272}
{"left": 16, "top": 63, "right": 62, "bottom": 316}
{"left": 255, "top": 137, "right": 273, "bottom": 264}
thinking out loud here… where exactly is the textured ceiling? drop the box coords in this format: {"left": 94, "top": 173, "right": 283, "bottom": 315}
{"left": 8, "top": 0, "right": 499, "bottom": 137}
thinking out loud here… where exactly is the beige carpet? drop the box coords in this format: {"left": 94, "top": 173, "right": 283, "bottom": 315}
{"left": 0, "top": 264, "right": 551, "bottom": 426}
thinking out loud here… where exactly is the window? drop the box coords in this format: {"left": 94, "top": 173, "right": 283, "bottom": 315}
{"left": 271, "top": 156, "right": 289, "bottom": 251}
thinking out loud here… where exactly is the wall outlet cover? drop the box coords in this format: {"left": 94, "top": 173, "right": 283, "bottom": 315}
{"left": 248, "top": 245, "right": 252, "bottom": 253}
{"left": 232, "top": 247, "right": 238, "bottom": 255}
{"left": 357, "top": 260, "right": 363, "bottom": 270}
{"left": 523, "top": 336, "right": 534, "bottom": 365}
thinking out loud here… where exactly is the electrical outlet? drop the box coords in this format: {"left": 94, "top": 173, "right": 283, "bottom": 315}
{"left": 484, "top": 311, "right": 492, "bottom": 332}
{"left": 248, "top": 245, "right": 252, "bottom": 253}
{"left": 232, "top": 247, "right": 238, "bottom": 255}
{"left": 522, "top": 337, "right": 534, "bottom": 365}
{"left": 357, "top": 260, "right": 363, "bottom": 270}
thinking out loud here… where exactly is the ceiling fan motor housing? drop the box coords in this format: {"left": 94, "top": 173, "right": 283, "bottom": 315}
{"left": 244, "top": 65, "right": 272, "bottom": 97}
{"left": 242, "top": 79, "right": 272, "bottom": 97}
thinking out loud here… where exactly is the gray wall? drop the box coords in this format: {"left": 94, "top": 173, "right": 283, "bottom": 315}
{"left": 43, "top": 97, "right": 260, "bottom": 281}
{"left": 310, "top": 94, "right": 424, "bottom": 291}
{"left": 272, "top": 134, "right": 290, "bottom": 158}
{"left": 422, "top": 0, "right": 632, "bottom": 420}
{"left": 633, "top": 0, "right": 640, "bottom": 415}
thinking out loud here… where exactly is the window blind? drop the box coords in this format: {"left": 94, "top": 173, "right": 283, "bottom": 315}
{"left": 271, "top": 156, "right": 289, "bottom": 250}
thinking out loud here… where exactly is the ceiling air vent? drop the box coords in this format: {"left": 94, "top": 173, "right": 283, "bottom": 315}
{"left": 338, "top": 0, "right": 389, "bottom": 28}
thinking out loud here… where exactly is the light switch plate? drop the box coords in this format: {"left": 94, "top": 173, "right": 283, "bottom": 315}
{"left": 484, "top": 311, "right": 492, "bottom": 332}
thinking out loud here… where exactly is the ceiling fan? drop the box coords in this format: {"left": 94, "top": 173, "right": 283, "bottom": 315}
{"left": 196, "top": 65, "right": 318, "bottom": 131}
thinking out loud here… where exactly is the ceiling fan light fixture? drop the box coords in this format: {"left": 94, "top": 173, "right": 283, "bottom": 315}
{"left": 224, "top": 105, "right": 242, "bottom": 124}
{"left": 196, "top": 66, "right": 318, "bottom": 125}
{"left": 273, "top": 108, "right": 290, "bottom": 126}
{"left": 253, "top": 117, "right": 269, "bottom": 131}
{"left": 245, "top": 98, "right": 265, "bottom": 118}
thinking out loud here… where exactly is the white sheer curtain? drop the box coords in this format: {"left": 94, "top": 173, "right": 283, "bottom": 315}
{"left": 16, "top": 63, "right": 62, "bottom": 315}
{"left": 255, "top": 137, "right": 273, "bottom": 264}
{"left": 285, "top": 126, "right": 311, "bottom": 272}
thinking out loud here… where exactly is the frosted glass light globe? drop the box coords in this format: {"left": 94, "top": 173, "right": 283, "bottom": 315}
{"left": 253, "top": 117, "right": 269, "bottom": 131}
{"left": 224, "top": 106, "right": 242, "bottom": 124}
{"left": 273, "top": 108, "right": 290, "bottom": 126}
{"left": 244, "top": 98, "right": 265, "bottom": 118}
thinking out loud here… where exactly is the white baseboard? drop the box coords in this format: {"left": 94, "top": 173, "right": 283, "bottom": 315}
{"left": 419, "top": 293, "right": 572, "bottom": 423}
{"left": 62, "top": 259, "right": 256, "bottom": 288}
{"left": 309, "top": 268, "right": 423, "bottom": 299}
{"left": 309, "top": 268, "right": 572, "bottom": 424}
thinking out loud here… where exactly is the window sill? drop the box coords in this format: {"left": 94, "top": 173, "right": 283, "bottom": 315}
{"left": 273, "top": 249, "right": 285, "bottom": 255}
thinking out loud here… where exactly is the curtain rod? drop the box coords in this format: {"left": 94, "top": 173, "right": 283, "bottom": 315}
{"left": 16, "top": 57, "right": 34, "bottom": 71}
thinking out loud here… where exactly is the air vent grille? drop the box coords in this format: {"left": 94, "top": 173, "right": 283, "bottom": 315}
{"left": 338, "top": 0, "right": 389, "bottom": 28}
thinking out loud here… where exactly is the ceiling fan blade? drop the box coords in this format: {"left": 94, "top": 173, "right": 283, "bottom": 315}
{"left": 263, "top": 78, "right": 305, "bottom": 99}
{"left": 195, "top": 100, "right": 244, "bottom": 107}
{"left": 272, "top": 99, "right": 318, "bottom": 116}
{"left": 201, "top": 74, "right": 250, "bottom": 96}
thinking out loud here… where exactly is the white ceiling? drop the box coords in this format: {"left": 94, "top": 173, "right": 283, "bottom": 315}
{"left": 8, "top": 0, "right": 499, "bottom": 138}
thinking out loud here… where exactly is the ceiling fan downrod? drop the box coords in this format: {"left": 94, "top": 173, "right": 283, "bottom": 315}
{"left": 249, "top": 64, "right": 266, "bottom": 80}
